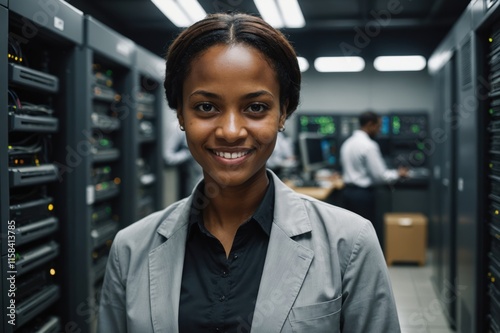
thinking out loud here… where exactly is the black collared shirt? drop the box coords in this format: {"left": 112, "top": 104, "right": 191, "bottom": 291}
{"left": 178, "top": 176, "right": 275, "bottom": 333}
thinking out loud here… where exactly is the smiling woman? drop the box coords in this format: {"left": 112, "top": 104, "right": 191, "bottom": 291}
{"left": 97, "top": 12, "right": 401, "bottom": 333}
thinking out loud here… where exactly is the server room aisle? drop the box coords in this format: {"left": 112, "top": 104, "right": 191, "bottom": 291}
{"left": 388, "top": 264, "right": 454, "bottom": 333}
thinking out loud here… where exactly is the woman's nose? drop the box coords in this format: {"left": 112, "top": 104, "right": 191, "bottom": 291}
{"left": 215, "top": 111, "right": 247, "bottom": 142}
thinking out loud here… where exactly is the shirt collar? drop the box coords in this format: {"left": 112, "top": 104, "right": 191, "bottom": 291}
{"left": 187, "top": 173, "right": 275, "bottom": 237}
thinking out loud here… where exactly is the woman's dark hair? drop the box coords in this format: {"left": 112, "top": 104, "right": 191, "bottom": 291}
{"left": 164, "top": 12, "right": 301, "bottom": 118}
{"left": 359, "top": 111, "right": 380, "bottom": 127}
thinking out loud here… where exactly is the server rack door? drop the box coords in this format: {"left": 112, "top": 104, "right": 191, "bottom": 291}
{"left": 440, "top": 56, "right": 458, "bottom": 328}
{"left": 455, "top": 33, "right": 481, "bottom": 333}
{"left": 430, "top": 64, "right": 445, "bottom": 299}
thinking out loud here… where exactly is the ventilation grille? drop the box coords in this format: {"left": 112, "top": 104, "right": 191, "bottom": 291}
{"left": 461, "top": 38, "right": 472, "bottom": 90}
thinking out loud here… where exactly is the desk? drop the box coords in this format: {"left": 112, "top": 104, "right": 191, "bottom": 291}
{"left": 285, "top": 177, "right": 344, "bottom": 201}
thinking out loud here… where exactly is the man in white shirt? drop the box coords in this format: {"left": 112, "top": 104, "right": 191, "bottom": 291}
{"left": 340, "top": 111, "right": 408, "bottom": 238}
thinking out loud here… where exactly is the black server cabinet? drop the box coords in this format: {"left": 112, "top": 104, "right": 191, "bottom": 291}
{"left": 63, "top": 16, "right": 136, "bottom": 333}
{"left": 454, "top": 22, "right": 484, "bottom": 333}
{"left": 480, "top": 9, "right": 500, "bottom": 332}
{"left": 437, "top": 57, "right": 458, "bottom": 329}
{"left": 134, "top": 46, "right": 165, "bottom": 220}
{"left": 3, "top": 0, "right": 84, "bottom": 332}
{"left": 429, "top": 58, "right": 446, "bottom": 311}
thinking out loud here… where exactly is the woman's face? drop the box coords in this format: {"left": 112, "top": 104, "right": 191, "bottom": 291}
{"left": 178, "top": 43, "right": 286, "bottom": 188}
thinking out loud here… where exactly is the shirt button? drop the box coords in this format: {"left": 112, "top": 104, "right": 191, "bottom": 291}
{"left": 219, "top": 295, "right": 226, "bottom": 302}
{"left": 233, "top": 253, "right": 238, "bottom": 259}
{"left": 222, "top": 270, "right": 228, "bottom": 277}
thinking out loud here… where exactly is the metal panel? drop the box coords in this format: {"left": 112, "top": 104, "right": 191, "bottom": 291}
{"left": 430, "top": 65, "right": 445, "bottom": 299}
{"left": 471, "top": 0, "right": 486, "bottom": 30}
{"left": 0, "top": 0, "right": 6, "bottom": 8}
{"left": 86, "top": 16, "right": 135, "bottom": 67}
{"left": 136, "top": 46, "right": 164, "bottom": 82}
{"left": 61, "top": 45, "right": 94, "bottom": 332}
{"left": 455, "top": 33, "right": 480, "bottom": 333}
{"left": 9, "top": 0, "right": 83, "bottom": 45}
{"left": 439, "top": 57, "right": 458, "bottom": 328}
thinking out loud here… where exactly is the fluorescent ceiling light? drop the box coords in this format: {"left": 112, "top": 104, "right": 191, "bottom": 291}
{"left": 276, "top": 0, "right": 305, "bottom": 28}
{"left": 374, "top": 55, "right": 427, "bottom": 72}
{"left": 151, "top": 0, "right": 206, "bottom": 27}
{"left": 179, "top": 0, "right": 206, "bottom": 23}
{"left": 297, "top": 57, "right": 309, "bottom": 72}
{"left": 314, "top": 57, "right": 365, "bottom": 72}
{"left": 254, "top": 0, "right": 284, "bottom": 28}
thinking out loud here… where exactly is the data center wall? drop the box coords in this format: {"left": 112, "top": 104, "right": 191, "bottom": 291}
{"left": 3, "top": 1, "right": 86, "bottom": 332}
{"left": 1, "top": 3, "right": 166, "bottom": 332}
{"left": 427, "top": 1, "right": 500, "bottom": 331}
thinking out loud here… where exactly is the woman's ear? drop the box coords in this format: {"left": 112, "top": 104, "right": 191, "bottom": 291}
{"left": 176, "top": 109, "right": 185, "bottom": 129}
{"left": 279, "top": 102, "right": 289, "bottom": 128}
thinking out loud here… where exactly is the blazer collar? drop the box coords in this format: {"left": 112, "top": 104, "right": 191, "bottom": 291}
{"left": 150, "top": 170, "right": 313, "bottom": 333}
{"left": 155, "top": 171, "right": 313, "bottom": 239}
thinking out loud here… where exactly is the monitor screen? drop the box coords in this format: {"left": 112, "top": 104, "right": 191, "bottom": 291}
{"left": 297, "top": 114, "right": 337, "bottom": 136}
{"left": 379, "top": 115, "right": 391, "bottom": 137}
{"left": 298, "top": 133, "right": 337, "bottom": 174}
{"left": 391, "top": 114, "right": 428, "bottom": 138}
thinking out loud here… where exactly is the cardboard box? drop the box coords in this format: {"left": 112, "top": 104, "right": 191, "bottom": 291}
{"left": 384, "top": 213, "right": 428, "bottom": 266}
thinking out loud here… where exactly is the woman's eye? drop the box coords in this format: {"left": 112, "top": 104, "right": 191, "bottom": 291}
{"left": 196, "top": 103, "right": 215, "bottom": 112}
{"left": 247, "top": 104, "right": 267, "bottom": 113}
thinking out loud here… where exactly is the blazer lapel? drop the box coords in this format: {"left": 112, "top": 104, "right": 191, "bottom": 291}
{"left": 251, "top": 172, "right": 314, "bottom": 333}
{"left": 251, "top": 226, "right": 314, "bottom": 333}
{"left": 149, "top": 199, "right": 191, "bottom": 333}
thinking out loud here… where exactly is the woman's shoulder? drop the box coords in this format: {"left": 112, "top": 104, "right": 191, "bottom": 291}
{"left": 112, "top": 198, "right": 190, "bottom": 249}
{"left": 296, "top": 193, "right": 373, "bottom": 237}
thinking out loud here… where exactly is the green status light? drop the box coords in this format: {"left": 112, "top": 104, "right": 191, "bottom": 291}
{"left": 392, "top": 116, "right": 400, "bottom": 134}
{"left": 314, "top": 117, "right": 336, "bottom": 135}
{"left": 300, "top": 116, "right": 309, "bottom": 127}
{"left": 411, "top": 124, "right": 420, "bottom": 134}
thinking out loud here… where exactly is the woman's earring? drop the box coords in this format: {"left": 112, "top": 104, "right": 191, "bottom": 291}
{"left": 180, "top": 125, "right": 185, "bottom": 131}
{"left": 278, "top": 126, "right": 285, "bottom": 132}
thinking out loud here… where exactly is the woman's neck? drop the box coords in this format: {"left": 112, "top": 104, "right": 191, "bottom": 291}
{"left": 202, "top": 172, "right": 269, "bottom": 230}
{"left": 202, "top": 172, "right": 270, "bottom": 257}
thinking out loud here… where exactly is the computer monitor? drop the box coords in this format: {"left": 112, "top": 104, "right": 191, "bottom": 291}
{"left": 297, "top": 114, "right": 337, "bottom": 136}
{"left": 298, "top": 133, "right": 337, "bottom": 179}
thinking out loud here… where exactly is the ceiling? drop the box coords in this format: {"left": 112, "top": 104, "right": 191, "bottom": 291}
{"left": 69, "top": 0, "right": 471, "bottom": 63}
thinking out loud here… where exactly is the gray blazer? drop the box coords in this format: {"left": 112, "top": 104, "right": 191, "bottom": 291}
{"left": 98, "top": 171, "right": 401, "bottom": 333}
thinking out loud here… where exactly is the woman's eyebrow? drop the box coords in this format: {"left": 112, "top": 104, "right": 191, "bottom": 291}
{"left": 243, "top": 90, "right": 275, "bottom": 100}
{"left": 189, "top": 90, "right": 221, "bottom": 100}
{"left": 189, "top": 90, "right": 275, "bottom": 100}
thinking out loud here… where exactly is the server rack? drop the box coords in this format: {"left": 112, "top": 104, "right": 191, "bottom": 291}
{"left": 63, "top": 16, "right": 136, "bottom": 333}
{"left": 134, "top": 46, "right": 165, "bottom": 220}
{"left": 482, "top": 10, "right": 500, "bottom": 333}
{"left": 436, "top": 57, "right": 458, "bottom": 329}
{"left": 428, "top": 1, "right": 500, "bottom": 331}
{"left": 2, "top": 0, "right": 84, "bottom": 332}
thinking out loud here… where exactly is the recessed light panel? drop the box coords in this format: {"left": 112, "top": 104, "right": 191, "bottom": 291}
{"left": 374, "top": 55, "right": 427, "bottom": 72}
{"left": 314, "top": 57, "right": 365, "bottom": 72}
